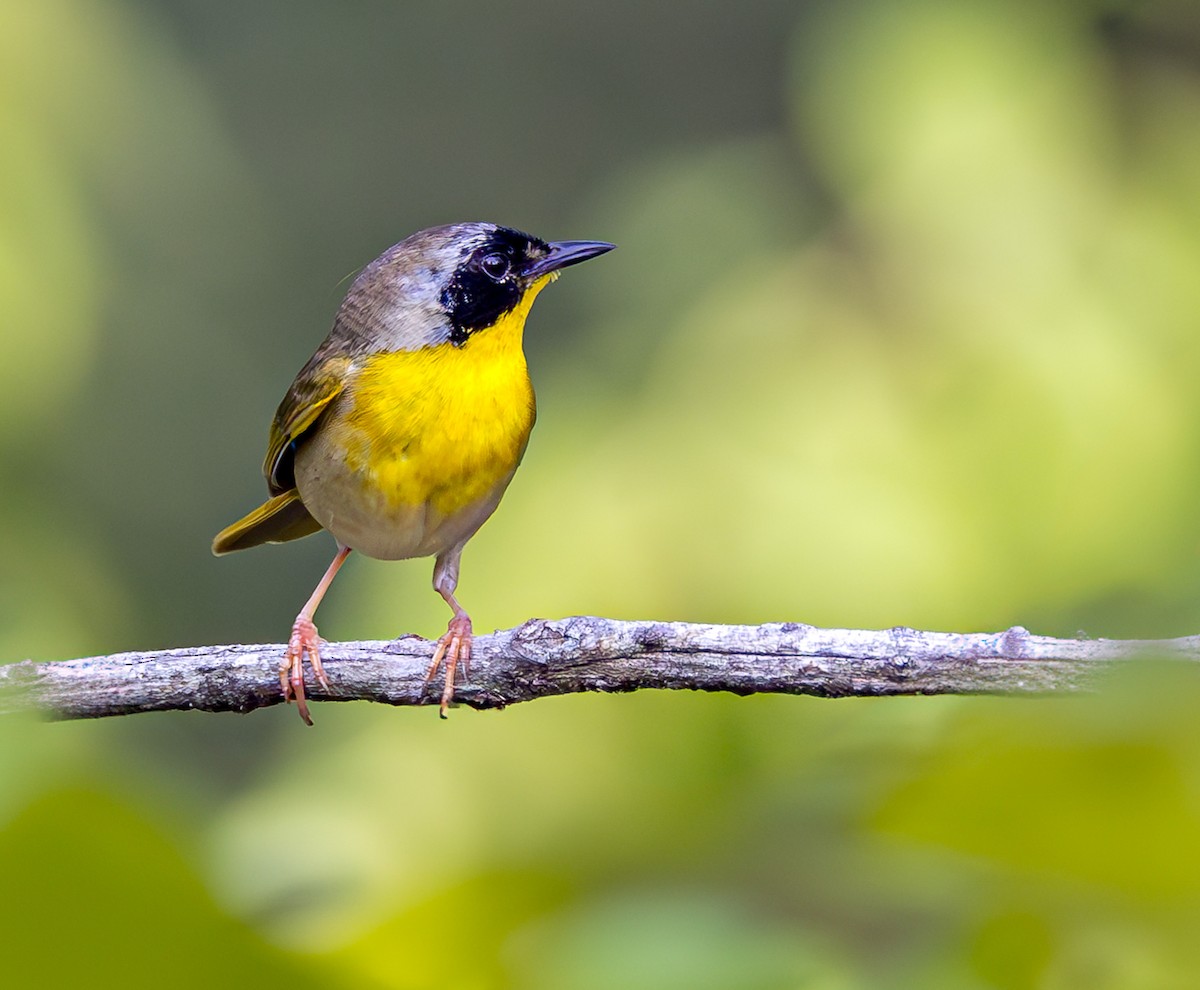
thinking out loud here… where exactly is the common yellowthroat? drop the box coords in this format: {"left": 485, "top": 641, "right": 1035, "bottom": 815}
{"left": 213, "top": 223, "right": 614, "bottom": 723}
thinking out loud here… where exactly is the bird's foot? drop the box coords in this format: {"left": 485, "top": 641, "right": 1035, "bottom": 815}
{"left": 282, "top": 614, "right": 329, "bottom": 726}
{"left": 426, "top": 613, "right": 472, "bottom": 718}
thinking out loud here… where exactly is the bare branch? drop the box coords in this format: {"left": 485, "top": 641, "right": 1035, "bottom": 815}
{"left": 1, "top": 617, "right": 1197, "bottom": 721}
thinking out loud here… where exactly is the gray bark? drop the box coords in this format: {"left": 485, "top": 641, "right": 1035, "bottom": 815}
{"left": 1, "top": 617, "right": 1195, "bottom": 721}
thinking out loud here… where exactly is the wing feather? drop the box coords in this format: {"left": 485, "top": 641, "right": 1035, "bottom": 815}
{"left": 263, "top": 354, "right": 351, "bottom": 493}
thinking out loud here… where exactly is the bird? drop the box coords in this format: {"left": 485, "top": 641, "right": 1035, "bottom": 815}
{"left": 212, "top": 222, "right": 614, "bottom": 724}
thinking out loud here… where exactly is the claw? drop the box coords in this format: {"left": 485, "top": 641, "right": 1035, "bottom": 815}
{"left": 282, "top": 615, "right": 327, "bottom": 726}
{"left": 426, "top": 613, "right": 472, "bottom": 718}
{"left": 277, "top": 546, "right": 350, "bottom": 726}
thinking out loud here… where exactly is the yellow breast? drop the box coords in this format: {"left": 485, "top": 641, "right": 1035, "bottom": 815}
{"left": 337, "top": 279, "right": 545, "bottom": 519}
{"left": 342, "top": 338, "right": 534, "bottom": 520}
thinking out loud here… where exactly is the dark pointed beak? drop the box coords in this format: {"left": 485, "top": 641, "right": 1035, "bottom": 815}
{"left": 523, "top": 239, "right": 615, "bottom": 278}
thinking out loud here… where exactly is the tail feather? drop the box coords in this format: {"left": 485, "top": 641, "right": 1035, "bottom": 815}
{"left": 212, "top": 490, "right": 323, "bottom": 555}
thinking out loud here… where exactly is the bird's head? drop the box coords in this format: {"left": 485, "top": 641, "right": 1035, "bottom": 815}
{"left": 334, "top": 222, "right": 614, "bottom": 352}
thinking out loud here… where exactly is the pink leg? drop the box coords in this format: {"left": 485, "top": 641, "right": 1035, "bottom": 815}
{"left": 283, "top": 545, "right": 351, "bottom": 725}
{"left": 425, "top": 547, "right": 472, "bottom": 718}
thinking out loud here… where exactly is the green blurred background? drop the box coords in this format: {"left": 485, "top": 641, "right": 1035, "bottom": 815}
{"left": 4, "top": 0, "right": 1200, "bottom": 986}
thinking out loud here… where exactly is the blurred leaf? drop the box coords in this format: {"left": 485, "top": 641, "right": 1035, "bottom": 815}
{"left": 0, "top": 789, "right": 326, "bottom": 988}
{"left": 508, "top": 892, "right": 858, "bottom": 990}
{"left": 329, "top": 870, "right": 573, "bottom": 990}
{"left": 968, "top": 911, "right": 1056, "bottom": 990}
{"left": 0, "top": 3, "right": 104, "bottom": 428}
{"left": 871, "top": 663, "right": 1200, "bottom": 901}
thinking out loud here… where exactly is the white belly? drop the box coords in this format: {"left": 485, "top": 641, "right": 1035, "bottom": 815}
{"left": 292, "top": 430, "right": 515, "bottom": 561}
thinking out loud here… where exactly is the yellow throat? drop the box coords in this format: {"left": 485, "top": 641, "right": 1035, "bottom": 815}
{"left": 335, "top": 273, "right": 552, "bottom": 517}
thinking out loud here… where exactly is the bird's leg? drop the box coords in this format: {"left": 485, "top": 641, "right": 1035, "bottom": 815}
{"left": 427, "top": 547, "right": 471, "bottom": 718}
{"left": 427, "top": 606, "right": 472, "bottom": 719}
{"left": 283, "top": 545, "right": 351, "bottom": 725}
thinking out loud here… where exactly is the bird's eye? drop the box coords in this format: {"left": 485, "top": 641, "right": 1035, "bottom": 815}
{"left": 480, "top": 252, "right": 510, "bottom": 281}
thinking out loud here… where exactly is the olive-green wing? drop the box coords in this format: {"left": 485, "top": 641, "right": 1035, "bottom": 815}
{"left": 211, "top": 355, "right": 350, "bottom": 556}
{"left": 211, "top": 490, "right": 324, "bottom": 554}
{"left": 263, "top": 354, "right": 351, "bottom": 494}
